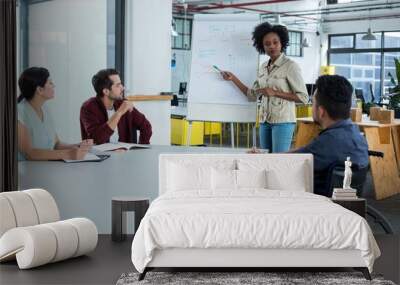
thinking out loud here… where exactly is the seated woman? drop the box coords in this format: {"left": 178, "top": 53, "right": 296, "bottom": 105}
{"left": 18, "top": 67, "right": 92, "bottom": 161}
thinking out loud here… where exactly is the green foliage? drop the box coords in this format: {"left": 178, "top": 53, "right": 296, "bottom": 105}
{"left": 388, "top": 58, "right": 400, "bottom": 110}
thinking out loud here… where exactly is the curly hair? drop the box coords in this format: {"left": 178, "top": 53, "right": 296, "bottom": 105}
{"left": 315, "top": 75, "right": 353, "bottom": 120}
{"left": 252, "top": 22, "right": 289, "bottom": 54}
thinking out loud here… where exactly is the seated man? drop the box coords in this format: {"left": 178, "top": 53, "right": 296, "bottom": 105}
{"left": 80, "top": 69, "right": 152, "bottom": 145}
{"left": 291, "top": 75, "right": 369, "bottom": 196}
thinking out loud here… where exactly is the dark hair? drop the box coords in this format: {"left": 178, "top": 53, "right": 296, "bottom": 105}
{"left": 18, "top": 67, "right": 50, "bottom": 103}
{"left": 315, "top": 75, "right": 353, "bottom": 120}
{"left": 92, "top": 69, "right": 119, "bottom": 97}
{"left": 252, "top": 22, "right": 289, "bottom": 54}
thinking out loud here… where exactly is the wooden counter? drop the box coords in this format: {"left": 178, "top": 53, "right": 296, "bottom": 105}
{"left": 126, "top": 95, "right": 173, "bottom": 102}
{"left": 295, "top": 117, "right": 400, "bottom": 200}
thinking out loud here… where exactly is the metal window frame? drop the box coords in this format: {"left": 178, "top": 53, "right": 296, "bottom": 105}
{"left": 327, "top": 31, "right": 400, "bottom": 100}
{"left": 172, "top": 16, "right": 193, "bottom": 50}
{"left": 115, "top": 0, "right": 125, "bottom": 82}
{"left": 18, "top": 0, "right": 29, "bottom": 70}
{"left": 328, "top": 33, "right": 355, "bottom": 50}
{"left": 287, "top": 30, "right": 303, "bottom": 57}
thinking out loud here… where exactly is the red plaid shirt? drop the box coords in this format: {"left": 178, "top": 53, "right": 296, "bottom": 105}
{"left": 80, "top": 97, "right": 152, "bottom": 145}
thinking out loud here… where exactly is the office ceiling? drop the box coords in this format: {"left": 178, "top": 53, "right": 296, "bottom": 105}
{"left": 172, "top": 0, "right": 400, "bottom": 26}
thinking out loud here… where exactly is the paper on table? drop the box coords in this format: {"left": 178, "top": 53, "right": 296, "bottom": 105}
{"left": 92, "top": 142, "right": 150, "bottom": 152}
{"left": 63, "top": 153, "right": 108, "bottom": 163}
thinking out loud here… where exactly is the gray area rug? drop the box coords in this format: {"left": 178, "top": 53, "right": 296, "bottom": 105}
{"left": 116, "top": 271, "right": 396, "bottom": 285}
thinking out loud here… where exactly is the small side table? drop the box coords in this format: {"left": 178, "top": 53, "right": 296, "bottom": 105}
{"left": 112, "top": 197, "right": 149, "bottom": 242}
{"left": 332, "top": 198, "right": 366, "bottom": 218}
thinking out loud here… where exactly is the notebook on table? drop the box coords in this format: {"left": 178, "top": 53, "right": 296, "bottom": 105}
{"left": 63, "top": 153, "right": 110, "bottom": 163}
{"left": 92, "top": 142, "right": 150, "bottom": 152}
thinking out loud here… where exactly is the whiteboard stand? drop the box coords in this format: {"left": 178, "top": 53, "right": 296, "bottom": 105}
{"left": 252, "top": 124, "right": 256, "bottom": 148}
{"left": 230, "top": 122, "right": 235, "bottom": 148}
{"left": 186, "top": 14, "right": 259, "bottom": 139}
{"left": 186, "top": 121, "right": 192, "bottom": 146}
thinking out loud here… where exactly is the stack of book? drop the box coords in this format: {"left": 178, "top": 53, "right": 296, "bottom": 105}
{"left": 332, "top": 188, "right": 357, "bottom": 200}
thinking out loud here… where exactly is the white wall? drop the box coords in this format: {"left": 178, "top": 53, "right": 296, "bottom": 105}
{"left": 29, "top": 0, "right": 108, "bottom": 143}
{"left": 293, "top": 31, "right": 321, "bottom": 84}
{"left": 125, "top": 0, "right": 172, "bottom": 145}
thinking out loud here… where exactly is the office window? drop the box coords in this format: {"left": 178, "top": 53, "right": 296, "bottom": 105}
{"left": 351, "top": 68, "right": 363, "bottom": 78}
{"left": 384, "top": 51, "right": 400, "bottom": 96}
{"left": 384, "top": 32, "right": 400, "bottom": 49}
{"left": 330, "top": 35, "right": 354, "bottom": 49}
{"left": 286, "top": 31, "right": 302, "bottom": 57}
{"left": 172, "top": 17, "right": 192, "bottom": 50}
{"left": 330, "top": 52, "right": 382, "bottom": 102}
{"left": 355, "top": 33, "right": 381, "bottom": 49}
{"left": 334, "top": 66, "right": 351, "bottom": 78}
{"left": 328, "top": 31, "right": 400, "bottom": 103}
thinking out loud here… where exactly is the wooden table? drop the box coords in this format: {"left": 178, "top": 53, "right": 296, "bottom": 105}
{"left": 295, "top": 117, "right": 400, "bottom": 200}
{"left": 126, "top": 95, "right": 173, "bottom": 102}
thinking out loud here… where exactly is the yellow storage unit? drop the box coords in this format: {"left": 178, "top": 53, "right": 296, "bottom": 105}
{"left": 204, "top": 122, "right": 222, "bottom": 135}
{"left": 171, "top": 118, "right": 204, "bottom": 145}
{"left": 204, "top": 122, "right": 223, "bottom": 146}
{"left": 320, "top": 65, "right": 335, "bottom": 75}
{"left": 296, "top": 104, "right": 313, "bottom": 118}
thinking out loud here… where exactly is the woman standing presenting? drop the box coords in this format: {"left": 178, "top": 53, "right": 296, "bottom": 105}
{"left": 222, "top": 22, "right": 308, "bottom": 152}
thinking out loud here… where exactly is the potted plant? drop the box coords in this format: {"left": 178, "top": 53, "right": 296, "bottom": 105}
{"left": 387, "top": 58, "right": 400, "bottom": 118}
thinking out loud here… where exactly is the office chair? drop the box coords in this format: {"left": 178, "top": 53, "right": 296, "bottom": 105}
{"left": 325, "top": 151, "right": 395, "bottom": 234}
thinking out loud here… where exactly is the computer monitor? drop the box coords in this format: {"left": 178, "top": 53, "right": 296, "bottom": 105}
{"left": 178, "top": 82, "right": 187, "bottom": 95}
{"left": 355, "top": 88, "right": 365, "bottom": 103}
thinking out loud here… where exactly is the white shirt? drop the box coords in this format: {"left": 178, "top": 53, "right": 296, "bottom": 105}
{"left": 17, "top": 100, "right": 57, "bottom": 160}
{"left": 107, "top": 109, "right": 119, "bottom": 143}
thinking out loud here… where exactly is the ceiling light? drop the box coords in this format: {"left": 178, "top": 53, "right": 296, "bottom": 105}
{"left": 275, "top": 14, "right": 281, "bottom": 24}
{"left": 362, "top": 28, "right": 377, "bottom": 41}
{"left": 171, "top": 20, "right": 178, "bottom": 37}
{"left": 302, "top": 37, "right": 311, "bottom": 48}
{"left": 171, "top": 26, "right": 178, "bottom": 37}
{"left": 274, "top": 14, "right": 286, "bottom": 26}
{"left": 362, "top": 9, "right": 376, "bottom": 41}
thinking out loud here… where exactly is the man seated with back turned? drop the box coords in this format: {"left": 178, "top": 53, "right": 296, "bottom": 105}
{"left": 80, "top": 69, "right": 152, "bottom": 145}
{"left": 291, "top": 75, "right": 369, "bottom": 197}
